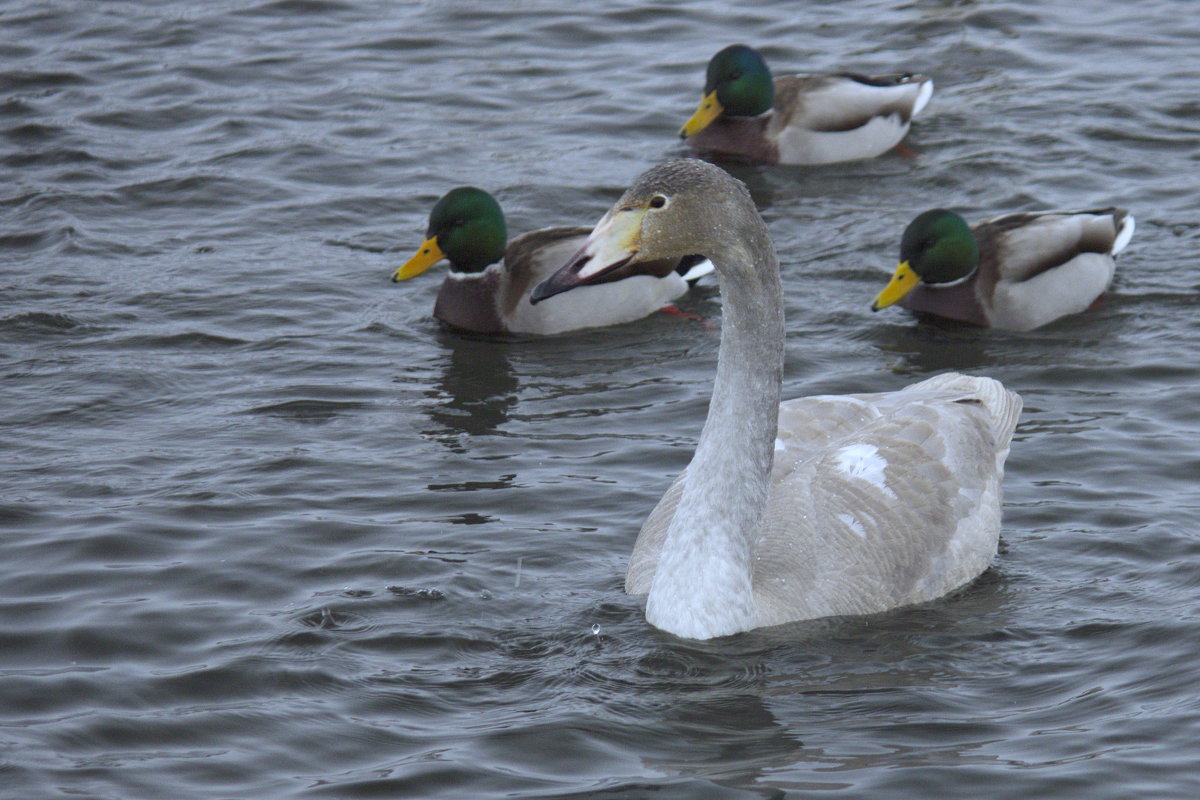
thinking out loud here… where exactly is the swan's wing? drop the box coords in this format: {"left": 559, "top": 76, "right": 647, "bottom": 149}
{"left": 772, "top": 393, "right": 890, "bottom": 480}
{"left": 625, "top": 468, "right": 686, "bottom": 595}
{"left": 754, "top": 374, "right": 1021, "bottom": 626}
{"left": 626, "top": 394, "right": 875, "bottom": 595}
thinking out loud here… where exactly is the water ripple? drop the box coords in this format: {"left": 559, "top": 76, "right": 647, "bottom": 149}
{"left": 2, "top": 0, "right": 1199, "bottom": 797}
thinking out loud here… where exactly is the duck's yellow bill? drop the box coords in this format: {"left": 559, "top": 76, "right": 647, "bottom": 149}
{"left": 679, "top": 91, "right": 724, "bottom": 139}
{"left": 871, "top": 260, "right": 919, "bottom": 311}
{"left": 393, "top": 237, "right": 444, "bottom": 282}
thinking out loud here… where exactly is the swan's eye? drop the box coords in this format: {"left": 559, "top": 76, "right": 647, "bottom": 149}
{"left": 649, "top": 195, "right": 668, "bottom": 209}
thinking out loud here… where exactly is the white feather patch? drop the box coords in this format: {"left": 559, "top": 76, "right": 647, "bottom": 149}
{"left": 837, "top": 513, "right": 868, "bottom": 539}
{"left": 834, "top": 443, "right": 896, "bottom": 498}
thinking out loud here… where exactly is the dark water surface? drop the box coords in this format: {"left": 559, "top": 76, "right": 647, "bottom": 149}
{"left": 3, "top": 1, "right": 1199, "bottom": 797}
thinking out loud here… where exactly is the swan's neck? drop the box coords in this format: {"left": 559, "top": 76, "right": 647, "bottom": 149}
{"left": 646, "top": 238, "right": 784, "bottom": 639}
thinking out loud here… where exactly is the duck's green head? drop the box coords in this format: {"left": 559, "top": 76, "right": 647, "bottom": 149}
{"left": 680, "top": 44, "right": 774, "bottom": 139}
{"left": 393, "top": 187, "right": 508, "bottom": 281}
{"left": 871, "top": 209, "right": 979, "bottom": 310}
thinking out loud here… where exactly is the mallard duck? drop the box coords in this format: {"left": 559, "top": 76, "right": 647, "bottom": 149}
{"left": 679, "top": 44, "right": 933, "bottom": 165}
{"left": 392, "top": 187, "right": 712, "bottom": 335}
{"left": 532, "top": 160, "right": 1020, "bottom": 640}
{"left": 871, "top": 208, "right": 1135, "bottom": 331}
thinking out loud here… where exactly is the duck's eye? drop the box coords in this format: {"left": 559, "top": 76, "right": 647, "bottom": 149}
{"left": 649, "top": 195, "right": 668, "bottom": 209}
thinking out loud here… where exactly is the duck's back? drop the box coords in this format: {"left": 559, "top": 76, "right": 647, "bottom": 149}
{"left": 974, "top": 209, "right": 1131, "bottom": 330}
{"left": 770, "top": 73, "right": 932, "bottom": 164}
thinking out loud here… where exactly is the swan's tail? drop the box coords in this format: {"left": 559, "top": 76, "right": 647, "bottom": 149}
{"left": 904, "top": 372, "right": 1022, "bottom": 457}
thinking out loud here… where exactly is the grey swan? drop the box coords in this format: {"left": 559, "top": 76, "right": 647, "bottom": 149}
{"left": 533, "top": 159, "right": 1022, "bottom": 640}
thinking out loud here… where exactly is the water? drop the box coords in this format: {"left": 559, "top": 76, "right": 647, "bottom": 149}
{"left": 3, "top": 1, "right": 1199, "bottom": 797}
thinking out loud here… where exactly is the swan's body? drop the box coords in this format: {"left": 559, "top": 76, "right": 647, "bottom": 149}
{"left": 872, "top": 208, "right": 1134, "bottom": 331}
{"left": 533, "top": 160, "right": 1020, "bottom": 640}
{"left": 393, "top": 187, "right": 711, "bottom": 335}
{"left": 681, "top": 45, "right": 933, "bottom": 165}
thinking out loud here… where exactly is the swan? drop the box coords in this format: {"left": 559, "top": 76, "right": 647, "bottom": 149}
{"left": 532, "top": 159, "right": 1021, "bottom": 639}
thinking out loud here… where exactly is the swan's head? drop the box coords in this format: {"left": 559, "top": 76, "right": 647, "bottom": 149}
{"left": 531, "top": 159, "right": 764, "bottom": 303}
{"left": 871, "top": 209, "right": 979, "bottom": 310}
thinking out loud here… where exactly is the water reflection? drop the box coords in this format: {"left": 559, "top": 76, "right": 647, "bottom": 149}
{"left": 641, "top": 687, "right": 802, "bottom": 794}
{"left": 623, "top": 573, "right": 1015, "bottom": 794}
{"left": 423, "top": 330, "right": 519, "bottom": 450}
{"left": 870, "top": 317, "right": 998, "bottom": 374}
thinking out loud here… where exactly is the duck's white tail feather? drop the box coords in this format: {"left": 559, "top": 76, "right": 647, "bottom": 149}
{"left": 912, "top": 78, "right": 934, "bottom": 117}
{"left": 1112, "top": 213, "right": 1135, "bottom": 256}
{"left": 679, "top": 258, "right": 715, "bottom": 283}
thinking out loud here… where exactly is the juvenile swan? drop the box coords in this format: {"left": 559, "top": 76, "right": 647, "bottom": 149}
{"left": 532, "top": 160, "right": 1021, "bottom": 640}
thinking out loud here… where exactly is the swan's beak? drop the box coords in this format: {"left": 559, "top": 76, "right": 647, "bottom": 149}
{"left": 393, "top": 237, "right": 444, "bottom": 282}
{"left": 530, "top": 209, "right": 642, "bottom": 304}
{"left": 871, "top": 260, "right": 920, "bottom": 311}
{"left": 679, "top": 91, "right": 724, "bottom": 139}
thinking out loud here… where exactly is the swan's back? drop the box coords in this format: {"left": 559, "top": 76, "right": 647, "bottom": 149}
{"left": 628, "top": 373, "right": 1021, "bottom": 628}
